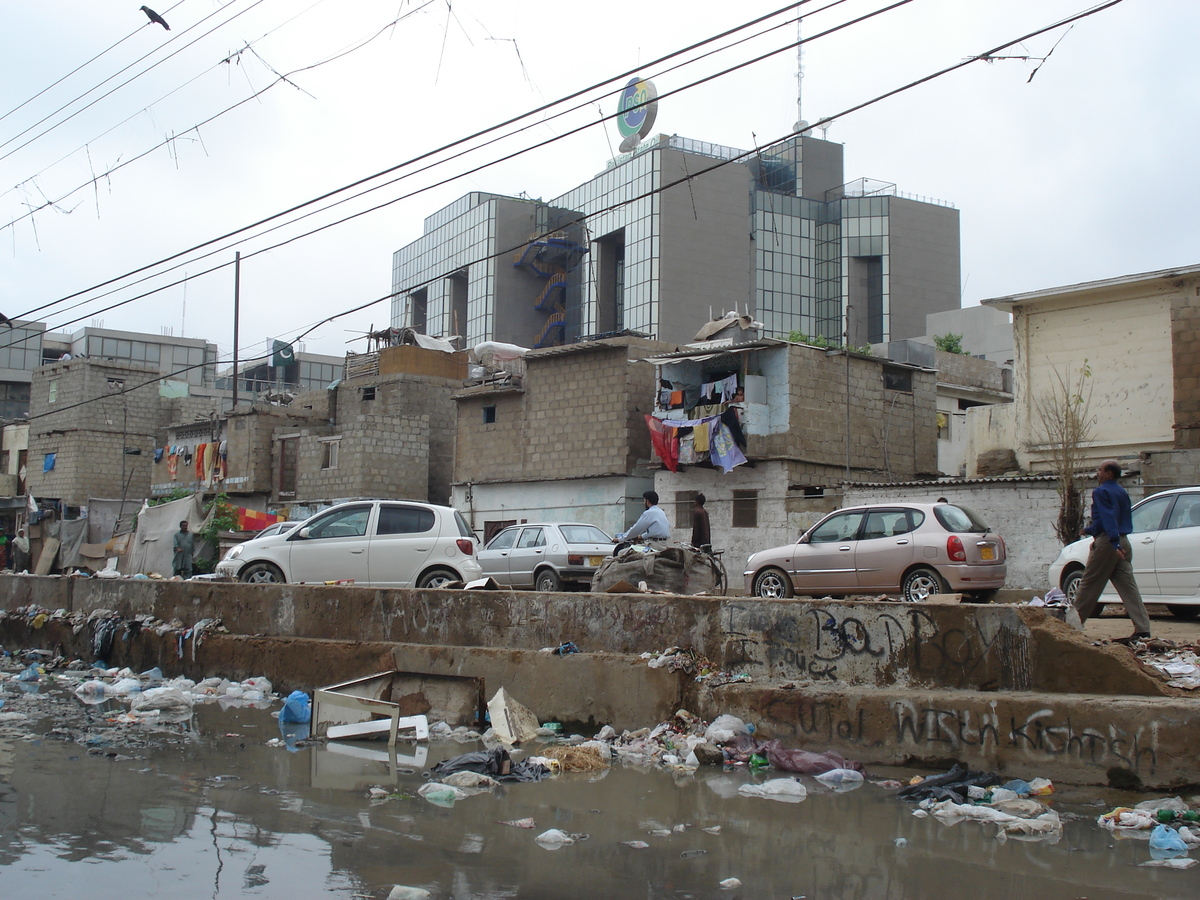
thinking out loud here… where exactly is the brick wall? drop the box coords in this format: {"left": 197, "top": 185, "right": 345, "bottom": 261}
{"left": 454, "top": 336, "right": 672, "bottom": 485}
{"left": 1171, "top": 286, "right": 1200, "bottom": 449}
{"left": 295, "top": 415, "right": 429, "bottom": 501}
{"left": 28, "top": 360, "right": 162, "bottom": 505}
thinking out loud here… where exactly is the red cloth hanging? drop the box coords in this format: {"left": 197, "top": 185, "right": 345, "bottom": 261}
{"left": 645, "top": 415, "right": 679, "bottom": 472}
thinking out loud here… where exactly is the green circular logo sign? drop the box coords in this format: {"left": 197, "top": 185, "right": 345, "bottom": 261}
{"left": 617, "top": 77, "right": 658, "bottom": 140}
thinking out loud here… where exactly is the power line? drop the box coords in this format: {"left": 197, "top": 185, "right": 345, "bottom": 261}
{"left": 9, "top": 0, "right": 878, "bottom": 332}
{"left": 0, "top": 1, "right": 190, "bottom": 127}
{"left": 0, "top": 0, "right": 338, "bottom": 209}
{"left": 8, "top": 0, "right": 825, "bottom": 326}
{"left": 8, "top": 0, "right": 1124, "bottom": 370}
{"left": 0, "top": 0, "right": 270, "bottom": 163}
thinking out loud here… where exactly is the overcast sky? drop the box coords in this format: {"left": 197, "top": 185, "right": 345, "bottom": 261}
{"left": 0, "top": 0, "right": 1194, "bottom": 365}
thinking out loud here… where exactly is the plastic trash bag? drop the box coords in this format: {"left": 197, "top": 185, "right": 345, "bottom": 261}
{"left": 1150, "top": 824, "right": 1189, "bottom": 859}
{"left": 130, "top": 687, "right": 194, "bottom": 721}
{"left": 278, "top": 690, "right": 312, "bottom": 724}
{"left": 737, "top": 778, "right": 808, "bottom": 803}
{"left": 815, "top": 768, "right": 866, "bottom": 791}
{"left": 535, "top": 829, "right": 587, "bottom": 848}
{"left": 417, "top": 783, "right": 469, "bottom": 807}
{"left": 430, "top": 747, "right": 549, "bottom": 783}
{"left": 704, "top": 715, "right": 749, "bottom": 744}
{"left": 387, "top": 885, "right": 433, "bottom": 900}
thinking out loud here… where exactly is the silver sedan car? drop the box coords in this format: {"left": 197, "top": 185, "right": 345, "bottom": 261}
{"left": 477, "top": 522, "right": 614, "bottom": 591}
{"left": 744, "top": 502, "right": 1007, "bottom": 602}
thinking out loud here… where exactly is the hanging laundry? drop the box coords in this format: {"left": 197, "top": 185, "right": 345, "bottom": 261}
{"left": 645, "top": 415, "right": 679, "bottom": 472}
{"left": 720, "top": 407, "right": 747, "bottom": 448}
{"left": 203, "top": 442, "right": 218, "bottom": 487}
{"left": 720, "top": 374, "right": 740, "bottom": 403}
{"left": 677, "top": 430, "right": 696, "bottom": 465}
{"left": 216, "top": 441, "right": 228, "bottom": 482}
{"left": 710, "top": 421, "right": 748, "bottom": 473}
{"left": 194, "top": 445, "right": 206, "bottom": 481}
{"left": 669, "top": 390, "right": 684, "bottom": 408}
{"left": 153, "top": 448, "right": 164, "bottom": 463}
{"left": 167, "top": 452, "right": 178, "bottom": 480}
{"left": 693, "top": 418, "right": 712, "bottom": 454}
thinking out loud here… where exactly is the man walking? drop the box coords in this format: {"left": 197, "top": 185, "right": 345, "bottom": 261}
{"left": 172, "top": 520, "right": 195, "bottom": 579}
{"left": 1072, "top": 460, "right": 1151, "bottom": 644}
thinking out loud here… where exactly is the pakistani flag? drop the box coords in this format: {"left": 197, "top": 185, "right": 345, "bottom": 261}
{"left": 272, "top": 340, "right": 295, "bottom": 368}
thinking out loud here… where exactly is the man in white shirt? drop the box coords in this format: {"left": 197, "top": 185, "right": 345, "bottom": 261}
{"left": 617, "top": 491, "right": 671, "bottom": 542}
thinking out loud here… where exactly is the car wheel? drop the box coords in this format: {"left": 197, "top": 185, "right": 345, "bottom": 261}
{"left": 902, "top": 566, "right": 947, "bottom": 603}
{"left": 535, "top": 568, "right": 562, "bottom": 592}
{"left": 1167, "top": 604, "right": 1200, "bottom": 620}
{"left": 241, "top": 562, "right": 284, "bottom": 584}
{"left": 417, "top": 567, "right": 458, "bottom": 589}
{"left": 1061, "top": 567, "right": 1084, "bottom": 606}
{"left": 752, "top": 567, "right": 794, "bottom": 599}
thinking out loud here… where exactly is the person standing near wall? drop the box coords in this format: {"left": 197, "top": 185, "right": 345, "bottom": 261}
{"left": 1071, "top": 460, "right": 1152, "bottom": 644}
{"left": 172, "top": 520, "right": 195, "bottom": 579}
{"left": 12, "top": 528, "right": 30, "bottom": 572}
{"left": 691, "top": 493, "right": 711, "bottom": 550}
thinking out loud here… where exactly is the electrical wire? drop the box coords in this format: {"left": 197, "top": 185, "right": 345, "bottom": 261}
{"left": 7, "top": 0, "right": 827, "bottom": 324}
{"left": 8, "top": 0, "right": 883, "bottom": 331}
{"left": 9, "top": 0, "right": 1124, "bottom": 370}
{"left": 0, "top": 1, "right": 190, "bottom": 127}
{"left": 0, "top": 0, "right": 271, "bottom": 163}
{"left": 0, "top": 0, "right": 339, "bottom": 208}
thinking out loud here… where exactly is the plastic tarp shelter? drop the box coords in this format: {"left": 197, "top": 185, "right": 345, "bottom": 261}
{"left": 125, "top": 493, "right": 209, "bottom": 576}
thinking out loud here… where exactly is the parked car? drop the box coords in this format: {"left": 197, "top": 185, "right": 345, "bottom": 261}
{"left": 217, "top": 520, "right": 300, "bottom": 578}
{"left": 1048, "top": 486, "right": 1200, "bottom": 619}
{"left": 743, "top": 502, "right": 1007, "bottom": 602}
{"left": 477, "top": 522, "right": 614, "bottom": 591}
{"left": 216, "top": 500, "right": 482, "bottom": 587}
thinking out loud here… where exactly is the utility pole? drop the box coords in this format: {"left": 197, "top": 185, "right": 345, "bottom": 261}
{"left": 232, "top": 251, "right": 241, "bottom": 410}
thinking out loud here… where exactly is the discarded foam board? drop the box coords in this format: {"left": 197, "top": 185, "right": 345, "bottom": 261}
{"left": 326, "top": 714, "right": 429, "bottom": 741}
{"left": 487, "top": 687, "right": 539, "bottom": 746}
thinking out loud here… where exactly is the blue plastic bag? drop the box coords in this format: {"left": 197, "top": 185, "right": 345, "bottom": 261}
{"left": 1149, "top": 824, "right": 1188, "bottom": 856}
{"left": 1001, "top": 779, "right": 1033, "bottom": 797}
{"left": 279, "top": 690, "right": 312, "bottom": 724}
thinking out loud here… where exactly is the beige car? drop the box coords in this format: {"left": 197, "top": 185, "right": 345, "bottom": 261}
{"left": 743, "top": 502, "right": 1007, "bottom": 602}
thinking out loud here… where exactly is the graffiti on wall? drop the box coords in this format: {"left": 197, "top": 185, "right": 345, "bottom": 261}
{"left": 722, "top": 603, "right": 1031, "bottom": 690}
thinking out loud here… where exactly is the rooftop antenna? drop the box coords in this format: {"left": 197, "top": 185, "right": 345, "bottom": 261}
{"left": 793, "top": 13, "right": 808, "bottom": 134}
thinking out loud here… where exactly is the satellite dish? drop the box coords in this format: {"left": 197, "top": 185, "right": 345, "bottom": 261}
{"left": 793, "top": 119, "right": 810, "bottom": 133}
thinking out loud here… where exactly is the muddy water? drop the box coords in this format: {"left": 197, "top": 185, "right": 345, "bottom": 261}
{"left": 0, "top": 690, "right": 1193, "bottom": 900}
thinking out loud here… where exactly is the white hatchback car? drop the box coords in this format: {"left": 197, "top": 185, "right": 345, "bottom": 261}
{"left": 1048, "top": 486, "right": 1200, "bottom": 619}
{"left": 216, "top": 500, "right": 482, "bottom": 588}
{"left": 477, "top": 522, "right": 614, "bottom": 591}
{"left": 218, "top": 521, "right": 300, "bottom": 578}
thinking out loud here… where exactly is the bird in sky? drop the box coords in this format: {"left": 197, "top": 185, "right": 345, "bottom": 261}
{"left": 140, "top": 6, "right": 170, "bottom": 30}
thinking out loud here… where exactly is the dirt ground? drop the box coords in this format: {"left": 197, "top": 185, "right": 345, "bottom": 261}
{"left": 1080, "top": 603, "right": 1200, "bottom": 643}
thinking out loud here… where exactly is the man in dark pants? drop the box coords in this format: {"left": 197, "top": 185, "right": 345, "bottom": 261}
{"left": 691, "top": 493, "right": 711, "bottom": 550}
{"left": 1072, "top": 459, "right": 1151, "bottom": 644}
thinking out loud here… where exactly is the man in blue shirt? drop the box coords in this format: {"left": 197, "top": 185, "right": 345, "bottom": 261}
{"left": 617, "top": 490, "right": 671, "bottom": 542}
{"left": 1071, "top": 460, "right": 1151, "bottom": 643}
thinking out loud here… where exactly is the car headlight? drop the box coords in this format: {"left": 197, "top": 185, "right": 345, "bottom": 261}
{"left": 223, "top": 545, "right": 243, "bottom": 562}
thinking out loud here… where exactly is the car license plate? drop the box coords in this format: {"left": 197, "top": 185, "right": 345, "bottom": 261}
{"left": 980, "top": 546, "right": 995, "bottom": 561}
{"left": 588, "top": 556, "right": 603, "bottom": 566}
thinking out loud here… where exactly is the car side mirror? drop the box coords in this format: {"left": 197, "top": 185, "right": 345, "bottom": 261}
{"left": 295, "top": 526, "right": 311, "bottom": 540}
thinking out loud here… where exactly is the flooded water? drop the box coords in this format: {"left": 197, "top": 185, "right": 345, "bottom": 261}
{"left": 0, "top": 687, "right": 1195, "bottom": 899}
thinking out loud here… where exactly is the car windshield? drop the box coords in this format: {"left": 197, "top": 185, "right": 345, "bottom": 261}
{"left": 934, "top": 504, "right": 990, "bottom": 533}
{"left": 560, "top": 525, "right": 611, "bottom": 543}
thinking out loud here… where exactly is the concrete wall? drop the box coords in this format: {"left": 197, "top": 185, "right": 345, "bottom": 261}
{"left": 885, "top": 198, "right": 961, "bottom": 342}
{"left": 451, "top": 474, "right": 649, "bottom": 542}
{"left": 919, "top": 305, "right": 1014, "bottom": 362}
{"left": 4, "top": 575, "right": 1193, "bottom": 786}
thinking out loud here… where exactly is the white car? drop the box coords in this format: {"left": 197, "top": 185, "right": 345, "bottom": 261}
{"left": 216, "top": 500, "right": 482, "bottom": 588}
{"left": 1048, "top": 486, "right": 1200, "bottom": 619}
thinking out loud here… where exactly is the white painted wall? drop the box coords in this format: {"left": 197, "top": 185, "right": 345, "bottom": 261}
{"left": 451, "top": 475, "right": 652, "bottom": 542}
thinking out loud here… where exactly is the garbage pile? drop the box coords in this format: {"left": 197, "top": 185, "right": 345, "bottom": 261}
{"left": 0, "top": 604, "right": 228, "bottom": 663}
{"left": 1099, "top": 796, "right": 1200, "bottom": 868}
{"left": 590, "top": 546, "right": 724, "bottom": 595}
{"left": 893, "top": 764, "right": 1062, "bottom": 842}
{"left": 1129, "top": 639, "right": 1200, "bottom": 690}
{"left": 639, "top": 647, "right": 753, "bottom": 687}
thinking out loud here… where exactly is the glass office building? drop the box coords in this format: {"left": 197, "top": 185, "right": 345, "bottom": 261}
{"left": 391, "top": 133, "right": 959, "bottom": 348}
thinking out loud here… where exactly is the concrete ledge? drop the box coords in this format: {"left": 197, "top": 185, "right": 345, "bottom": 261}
{"left": 694, "top": 683, "right": 1199, "bottom": 789}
